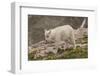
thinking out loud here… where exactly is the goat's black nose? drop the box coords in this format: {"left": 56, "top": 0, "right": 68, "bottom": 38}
{"left": 45, "top": 40, "right": 48, "bottom": 43}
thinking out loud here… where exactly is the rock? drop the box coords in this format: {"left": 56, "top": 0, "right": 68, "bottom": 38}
{"left": 29, "top": 38, "right": 87, "bottom": 58}
{"left": 46, "top": 47, "right": 57, "bottom": 54}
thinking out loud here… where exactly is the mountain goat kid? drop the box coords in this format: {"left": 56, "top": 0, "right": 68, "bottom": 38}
{"left": 44, "top": 25, "right": 76, "bottom": 53}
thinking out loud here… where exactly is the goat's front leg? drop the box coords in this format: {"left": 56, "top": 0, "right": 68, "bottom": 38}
{"left": 71, "top": 33, "right": 76, "bottom": 49}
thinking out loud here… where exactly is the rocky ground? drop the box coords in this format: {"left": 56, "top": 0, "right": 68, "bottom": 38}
{"left": 28, "top": 33, "right": 88, "bottom": 60}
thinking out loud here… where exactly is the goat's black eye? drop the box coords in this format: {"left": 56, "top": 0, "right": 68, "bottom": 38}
{"left": 46, "top": 35, "right": 49, "bottom": 38}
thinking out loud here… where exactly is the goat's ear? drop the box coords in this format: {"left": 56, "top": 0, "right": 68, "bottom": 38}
{"left": 48, "top": 30, "right": 51, "bottom": 34}
{"left": 44, "top": 29, "right": 47, "bottom": 32}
